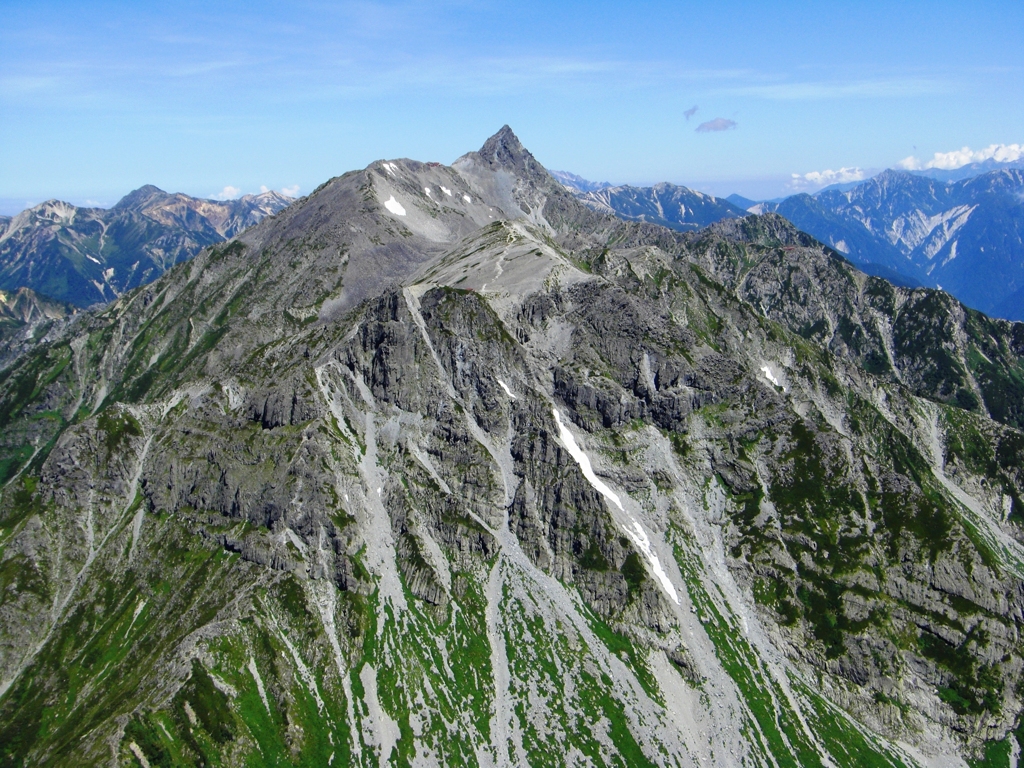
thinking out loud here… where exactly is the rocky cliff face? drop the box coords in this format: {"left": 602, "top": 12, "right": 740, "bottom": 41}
{"left": 1, "top": 127, "right": 1024, "bottom": 767}
{"left": 0, "top": 187, "right": 293, "bottom": 308}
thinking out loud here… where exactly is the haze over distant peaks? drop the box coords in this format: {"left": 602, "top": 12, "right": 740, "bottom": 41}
{"left": 550, "top": 169, "right": 614, "bottom": 193}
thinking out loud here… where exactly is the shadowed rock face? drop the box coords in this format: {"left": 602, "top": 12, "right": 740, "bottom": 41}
{"left": 2, "top": 128, "right": 1024, "bottom": 767}
{"left": 0, "top": 187, "right": 293, "bottom": 307}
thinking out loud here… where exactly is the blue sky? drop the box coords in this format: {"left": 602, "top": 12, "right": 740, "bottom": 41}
{"left": 1, "top": 0, "right": 1022, "bottom": 213}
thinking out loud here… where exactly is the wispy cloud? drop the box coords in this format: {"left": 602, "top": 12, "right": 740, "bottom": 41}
{"left": 790, "top": 167, "right": 865, "bottom": 191}
{"left": 684, "top": 105, "right": 698, "bottom": 121}
{"left": 898, "top": 143, "right": 1024, "bottom": 171}
{"left": 0, "top": 75, "right": 62, "bottom": 96}
{"left": 168, "top": 60, "right": 250, "bottom": 77}
{"left": 696, "top": 117, "right": 736, "bottom": 133}
{"left": 721, "top": 77, "right": 949, "bottom": 101}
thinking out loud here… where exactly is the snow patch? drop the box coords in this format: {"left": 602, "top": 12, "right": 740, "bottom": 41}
{"left": 940, "top": 239, "right": 959, "bottom": 268}
{"left": 248, "top": 656, "right": 271, "bottom": 714}
{"left": 441, "top": 186, "right": 452, "bottom": 196}
{"left": 383, "top": 196, "right": 406, "bottom": 216}
{"left": 497, "top": 379, "right": 517, "bottom": 400}
{"left": 381, "top": 162, "right": 398, "bottom": 176}
{"left": 622, "top": 519, "right": 680, "bottom": 604}
{"left": 760, "top": 365, "right": 781, "bottom": 387}
{"left": 552, "top": 409, "right": 622, "bottom": 511}
{"left": 463, "top": 194, "right": 472, "bottom": 203}
{"left": 128, "top": 742, "right": 151, "bottom": 768}
{"left": 126, "top": 599, "right": 147, "bottom": 635}
{"left": 86, "top": 254, "right": 102, "bottom": 265}
{"left": 424, "top": 187, "right": 432, "bottom": 196}
{"left": 285, "top": 528, "right": 307, "bottom": 555}
{"left": 360, "top": 664, "right": 401, "bottom": 767}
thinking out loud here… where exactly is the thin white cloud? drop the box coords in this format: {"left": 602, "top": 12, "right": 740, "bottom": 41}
{"left": 898, "top": 143, "right": 1024, "bottom": 171}
{"left": 280, "top": 185, "right": 300, "bottom": 197}
{"left": 723, "top": 77, "right": 948, "bottom": 101}
{"left": 169, "top": 60, "right": 248, "bottom": 77}
{"left": 0, "top": 75, "right": 62, "bottom": 96}
{"left": 696, "top": 117, "right": 736, "bottom": 133}
{"left": 789, "top": 167, "right": 866, "bottom": 191}
{"left": 213, "top": 185, "right": 242, "bottom": 200}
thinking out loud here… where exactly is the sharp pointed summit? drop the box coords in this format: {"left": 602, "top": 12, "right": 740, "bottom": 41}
{"left": 477, "top": 125, "right": 529, "bottom": 166}
{"left": 457, "top": 125, "right": 550, "bottom": 182}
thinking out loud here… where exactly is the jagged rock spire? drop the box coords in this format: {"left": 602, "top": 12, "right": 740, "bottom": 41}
{"left": 472, "top": 125, "right": 549, "bottom": 181}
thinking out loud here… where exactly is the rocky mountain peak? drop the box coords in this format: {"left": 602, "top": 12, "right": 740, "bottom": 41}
{"left": 112, "top": 184, "right": 168, "bottom": 211}
{"left": 0, "top": 286, "right": 73, "bottom": 323}
{"left": 549, "top": 169, "right": 612, "bottom": 193}
{"left": 465, "top": 124, "right": 549, "bottom": 182}
{"left": 241, "top": 189, "right": 293, "bottom": 206}
{"left": 479, "top": 124, "right": 524, "bottom": 159}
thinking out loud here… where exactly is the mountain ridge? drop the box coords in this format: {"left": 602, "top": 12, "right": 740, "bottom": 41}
{"left": 575, "top": 182, "right": 745, "bottom": 232}
{"left": 1, "top": 127, "right": 1024, "bottom": 766}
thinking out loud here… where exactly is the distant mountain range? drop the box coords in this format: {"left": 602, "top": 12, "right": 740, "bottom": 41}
{"left": 560, "top": 164, "right": 1024, "bottom": 322}
{"left": 907, "top": 157, "right": 1024, "bottom": 183}
{"left": 0, "top": 186, "right": 293, "bottom": 307}
{"left": 759, "top": 169, "right": 1024, "bottom": 320}
{"left": 555, "top": 173, "right": 745, "bottom": 232}
{"left": 549, "top": 169, "right": 613, "bottom": 192}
